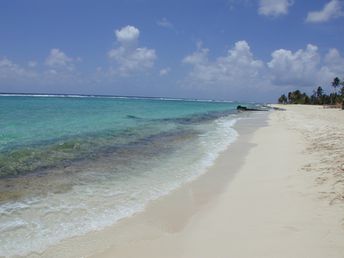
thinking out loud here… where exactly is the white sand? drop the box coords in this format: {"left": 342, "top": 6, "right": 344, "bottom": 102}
{"left": 36, "top": 105, "right": 344, "bottom": 258}
{"left": 177, "top": 105, "right": 344, "bottom": 258}
{"left": 96, "top": 105, "right": 344, "bottom": 258}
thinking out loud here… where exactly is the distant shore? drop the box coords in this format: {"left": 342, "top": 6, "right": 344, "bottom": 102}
{"left": 35, "top": 106, "right": 344, "bottom": 258}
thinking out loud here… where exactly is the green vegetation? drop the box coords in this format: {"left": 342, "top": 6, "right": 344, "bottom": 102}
{"left": 278, "top": 77, "right": 344, "bottom": 107}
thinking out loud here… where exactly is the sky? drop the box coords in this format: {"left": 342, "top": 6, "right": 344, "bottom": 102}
{"left": 0, "top": 0, "right": 343, "bottom": 102}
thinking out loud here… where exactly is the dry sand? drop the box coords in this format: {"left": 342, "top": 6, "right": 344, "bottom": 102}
{"left": 36, "top": 105, "right": 344, "bottom": 258}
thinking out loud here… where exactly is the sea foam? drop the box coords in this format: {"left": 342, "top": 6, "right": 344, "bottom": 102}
{"left": 0, "top": 96, "right": 245, "bottom": 257}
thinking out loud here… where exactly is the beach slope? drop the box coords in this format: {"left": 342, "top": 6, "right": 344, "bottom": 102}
{"left": 97, "top": 105, "right": 344, "bottom": 258}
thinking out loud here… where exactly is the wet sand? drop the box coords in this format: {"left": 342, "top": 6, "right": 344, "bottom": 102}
{"left": 35, "top": 106, "right": 344, "bottom": 258}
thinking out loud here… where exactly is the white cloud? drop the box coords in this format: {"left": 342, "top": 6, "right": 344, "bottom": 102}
{"left": 159, "top": 67, "right": 170, "bottom": 76}
{"left": 182, "top": 41, "right": 344, "bottom": 97}
{"left": 108, "top": 25, "right": 157, "bottom": 75}
{"left": 267, "top": 44, "right": 321, "bottom": 86}
{"left": 183, "top": 47, "right": 209, "bottom": 66}
{"left": 115, "top": 25, "right": 140, "bottom": 45}
{"left": 268, "top": 45, "right": 344, "bottom": 87}
{"left": 157, "top": 18, "right": 174, "bottom": 29}
{"left": 0, "top": 58, "right": 36, "bottom": 80}
{"left": 183, "top": 41, "right": 265, "bottom": 89}
{"left": 306, "top": 0, "right": 344, "bottom": 23}
{"left": 108, "top": 46, "right": 156, "bottom": 75}
{"left": 324, "top": 48, "right": 344, "bottom": 68}
{"left": 258, "top": 0, "right": 294, "bottom": 17}
{"left": 322, "top": 48, "right": 344, "bottom": 78}
{"left": 0, "top": 51, "right": 83, "bottom": 88}
{"left": 45, "top": 48, "right": 75, "bottom": 70}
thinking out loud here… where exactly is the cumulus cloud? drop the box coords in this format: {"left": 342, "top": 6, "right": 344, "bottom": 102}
{"left": 115, "top": 25, "right": 140, "bottom": 45}
{"left": 267, "top": 44, "right": 321, "bottom": 86}
{"left": 182, "top": 41, "right": 344, "bottom": 96}
{"left": 157, "top": 18, "right": 174, "bottom": 29}
{"left": 322, "top": 48, "right": 344, "bottom": 78}
{"left": 268, "top": 45, "right": 344, "bottom": 87}
{"left": 324, "top": 48, "right": 344, "bottom": 68}
{"left": 0, "top": 49, "right": 84, "bottom": 90}
{"left": 108, "top": 25, "right": 157, "bottom": 75}
{"left": 306, "top": 0, "right": 344, "bottom": 23}
{"left": 108, "top": 47, "right": 156, "bottom": 75}
{"left": 45, "top": 48, "right": 76, "bottom": 70}
{"left": 183, "top": 40, "right": 264, "bottom": 88}
{"left": 0, "top": 58, "right": 37, "bottom": 80}
{"left": 258, "top": 0, "right": 294, "bottom": 17}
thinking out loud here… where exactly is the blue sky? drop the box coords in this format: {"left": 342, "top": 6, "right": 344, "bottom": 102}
{"left": 0, "top": 0, "right": 343, "bottom": 102}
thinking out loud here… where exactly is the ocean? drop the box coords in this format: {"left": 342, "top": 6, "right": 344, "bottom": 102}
{"left": 0, "top": 95, "right": 253, "bottom": 256}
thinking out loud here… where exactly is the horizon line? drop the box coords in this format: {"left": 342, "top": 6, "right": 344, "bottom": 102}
{"left": 0, "top": 92, "right": 243, "bottom": 104}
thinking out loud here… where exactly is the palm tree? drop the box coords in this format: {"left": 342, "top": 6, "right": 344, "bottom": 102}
{"left": 316, "top": 86, "right": 323, "bottom": 97}
{"left": 287, "top": 92, "right": 292, "bottom": 104}
{"left": 332, "top": 77, "right": 340, "bottom": 92}
{"left": 278, "top": 94, "right": 287, "bottom": 104}
{"left": 331, "top": 77, "right": 341, "bottom": 104}
{"left": 316, "top": 86, "right": 323, "bottom": 104}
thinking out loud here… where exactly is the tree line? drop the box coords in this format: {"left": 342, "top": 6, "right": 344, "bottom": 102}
{"left": 278, "top": 77, "right": 344, "bottom": 106}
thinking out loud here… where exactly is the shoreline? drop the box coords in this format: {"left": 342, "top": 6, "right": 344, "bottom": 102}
{"left": 32, "top": 105, "right": 344, "bottom": 257}
{"left": 31, "top": 112, "right": 267, "bottom": 258}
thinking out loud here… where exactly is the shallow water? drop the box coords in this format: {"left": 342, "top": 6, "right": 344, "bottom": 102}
{"left": 0, "top": 96, "right": 251, "bottom": 256}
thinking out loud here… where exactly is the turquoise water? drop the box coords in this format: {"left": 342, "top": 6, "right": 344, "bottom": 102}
{"left": 0, "top": 95, "right": 245, "bottom": 256}
{"left": 0, "top": 96, "right": 240, "bottom": 177}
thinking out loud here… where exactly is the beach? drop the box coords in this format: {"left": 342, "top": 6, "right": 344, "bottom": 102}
{"left": 0, "top": 96, "right": 243, "bottom": 257}
{"left": 1, "top": 1, "right": 344, "bottom": 257}
{"left": 32, "top": 105, "right": 344, "bottom": 258}
{"left": 170, "top": 105, "right": 344, "bottom": 258}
